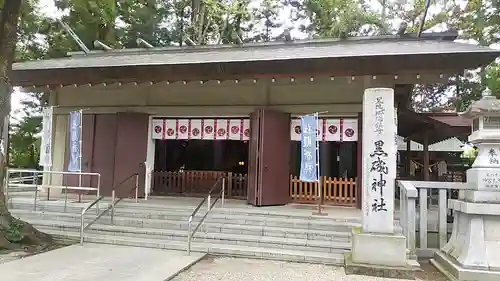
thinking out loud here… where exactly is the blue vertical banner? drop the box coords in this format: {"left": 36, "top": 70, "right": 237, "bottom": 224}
{"left": 67, "top": 110, "right": 82, "bottom": 172}
{"left": 299, "top": 114, "right": 319, "bottom": 182}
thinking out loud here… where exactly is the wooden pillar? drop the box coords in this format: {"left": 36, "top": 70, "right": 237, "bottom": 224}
{"left": 320, "top": 141, "right": 330, "bottom": 177}
{"left": 356, "top": 111, "right": 363, "bottom": 209}
{"left": 406, "top": 138, "right": 411, "bottom": 178}
{"left": 423, "top": 131, "right": 430, "bottom": 181}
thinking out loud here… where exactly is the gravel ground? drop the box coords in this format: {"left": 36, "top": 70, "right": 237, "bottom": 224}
{"left": 172, "top": 257, "right": 448, "bottom": 281}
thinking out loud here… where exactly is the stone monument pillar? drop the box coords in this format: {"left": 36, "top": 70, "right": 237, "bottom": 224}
{"left": 431, "top": 88, "right": 500, "bottom": 281}
{"left": 345, "top": 88, "right": 418, "bottom": 279}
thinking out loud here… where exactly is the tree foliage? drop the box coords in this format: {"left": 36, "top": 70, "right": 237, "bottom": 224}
{"left": 406, "top": 0, "right": 500, "bottom": 111}
{"left": 10, "top": 93, "right": 42, "bottom": 169}
{"left": 297, "top": 0, "right": 385, "bottom": 37}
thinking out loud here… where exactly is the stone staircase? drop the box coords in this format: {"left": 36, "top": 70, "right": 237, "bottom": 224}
{"left": 9, "top": 197, "right": 361, "bottom": 265}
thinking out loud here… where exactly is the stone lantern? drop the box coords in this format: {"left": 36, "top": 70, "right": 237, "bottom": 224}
{"left": 431, "top": 87, "right": 500, "bottom": 281}
{"left": 465, "top": 87, "right": 500, "bottom": 169}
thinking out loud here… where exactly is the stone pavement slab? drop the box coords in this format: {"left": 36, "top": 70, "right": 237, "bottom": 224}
{"left": 0, "top": 243, "right": 205, "bottom": 281}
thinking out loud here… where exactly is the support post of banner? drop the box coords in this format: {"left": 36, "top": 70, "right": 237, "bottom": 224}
{"left": 46, "top": 167, "right": 51, "bottom": 201}
{"left": 78, "top": 109, "right": 83, "bottom": 203}
{"left": 312, "top": 112, "right": 327, "bottom": 216}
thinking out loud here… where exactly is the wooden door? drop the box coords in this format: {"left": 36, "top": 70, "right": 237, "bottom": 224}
{"left": 90, "top": 114, "right": 117, "bottom": 196}
{"left": 113, "top": 112, "right": 149, "bottom": 198}
{"left": 247, "top": 109, "right": 291, "bottom": 206}
{"left": 246, "top": 110, "right": 261, "bottom": 205}
{"left": 258, "top": 109, "right": 291, "bottom": 206}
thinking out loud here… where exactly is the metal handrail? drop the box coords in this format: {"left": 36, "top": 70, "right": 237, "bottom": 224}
{"left": 110, "top": 173, "right": 140, "bottom": 224}
{"left": 5, "top": 168, "right": 101, "bottom": 212}
{"left": 8, "top": 174, "right": 42, "bottom": 183}
{"left": 187, "top": 176, "right": 225, "bottom": 255}
{"left": 80, "top": 173, "right": 140, "bottom": 245}
{"left": 80, "top": 195, "right": 106, "bottom": 245}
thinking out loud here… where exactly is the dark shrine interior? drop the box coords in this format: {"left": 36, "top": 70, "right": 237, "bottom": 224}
{"left": 154, "top": 139, "right": 249, "bottom": 174}
{"left": 154, "top": 139, "right": 358, "bottom": 179}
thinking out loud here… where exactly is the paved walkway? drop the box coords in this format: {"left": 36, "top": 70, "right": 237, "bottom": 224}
{"left": 0, "top": 244, "right": 205, "bottom": 281}
{"left": 172, "top": 257, "right": 446, "bottom": 281}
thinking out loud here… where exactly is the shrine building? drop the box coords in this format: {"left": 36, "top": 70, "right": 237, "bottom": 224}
{"left": 11, "top": 31, "right": 500, "bottom": 208}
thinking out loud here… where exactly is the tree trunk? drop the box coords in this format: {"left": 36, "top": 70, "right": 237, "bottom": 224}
{"left": 0, "top": 0, "right": 52, "bottom": 250}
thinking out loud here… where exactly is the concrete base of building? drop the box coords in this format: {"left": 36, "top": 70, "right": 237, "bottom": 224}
{"left": 431, "top": 251, "right": 500, "bottom": 281}
{"left": 344, "top": 252, "right": 419, "bottom": 280}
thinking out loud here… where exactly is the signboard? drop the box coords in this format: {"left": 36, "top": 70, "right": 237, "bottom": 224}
{"left": 362, "top": 88, "right": 396, "bottom": 234}
{"left": 67, "top": 110, "right": 82, "bottom": 172}
{"left": 39, "top": 106, "right": 53, "bottom": 167}
{"left": 299, "top": 114, "right": 319, "bottom": 182}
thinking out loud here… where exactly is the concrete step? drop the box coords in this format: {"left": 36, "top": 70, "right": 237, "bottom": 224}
{"left": 37, "top": 227, "right": 345, "bottom": 265}
{"left": 9, "top": 200, "right": 199, "bottom": 216}
{"left": 9, "top": 197, "right": 361, "bottom": 223}
{"left": 15, "top": 210, "right": 353, "bottom": 241}
{"left": 12, "top": 207, "right": 359, "bottom": 233}
{"left": 10, "top": 206, "right": 203, "bottom": 222}
{"left": 211, "top": 208, "right": 360, "bottom": 223}
{"left": 28, "top": 219, "right": 350, "bottom": 253}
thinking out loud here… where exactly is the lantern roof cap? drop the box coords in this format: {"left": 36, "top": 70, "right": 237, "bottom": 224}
{"left": 461, "top": 88, "right": 500, "bottom": 118}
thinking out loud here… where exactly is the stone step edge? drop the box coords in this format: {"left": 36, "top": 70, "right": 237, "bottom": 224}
{"left": 38, "top": 228, "right": 345, "bottom": 265}
{"left": 12, "top": 209, "right": 360, "bottom": 230}
{"left": 16, "top": 213, "right": 353, "bottom": 238}
{"left": 9, "top": 201, "right": 198, "bottom": 214}
{"left": 21, "top": 216, "right": 350, "bottom": 242}
{"left": 10, "top": 199, "right": 361, "bottom": 223}
{"left": 11, "top": 207, "right": 360, "bottom": 226}
{"left": 29, "top": 219, "right": 351, "bottom": 249}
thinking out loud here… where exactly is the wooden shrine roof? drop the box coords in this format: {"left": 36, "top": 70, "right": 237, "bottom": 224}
{"left": 11, "top": 32, "right": 500, "bottom": 87}
{"left": 398, "top": 110, "right": 471, "bottom": 145}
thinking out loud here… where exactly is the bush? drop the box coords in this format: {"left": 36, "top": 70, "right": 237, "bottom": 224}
{"left": 6, "top": 219, "right": 24, "bottom": 243}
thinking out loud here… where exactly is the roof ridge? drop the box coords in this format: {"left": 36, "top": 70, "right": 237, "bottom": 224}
{"left": 66, "top": 31, "right": 459, "bottom": 58}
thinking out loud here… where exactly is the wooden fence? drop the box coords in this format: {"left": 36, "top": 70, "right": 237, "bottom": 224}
{"left": 226, "top": 172, "right": 247, "bottom": 199}
{"left": 289, "top": 175, "right": 357, "bottom": 206}
{"left": 152, "top": 170, "right": 248, "bottom": 198}
{"left": 153, "top": 170, "right": 356, "bottom": 205}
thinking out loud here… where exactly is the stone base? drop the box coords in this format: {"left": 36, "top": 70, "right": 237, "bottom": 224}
{"left": 344, "top": 252, "right": 419, "bottom": 280}
{"left": 352, "top": 231, "right": 407, "bottom": 266}
{"left": 345, "top": 231, "right": 420, "bottom": 279}
{"left": 431, "top": 251, "right": 500, "bottom": 281}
